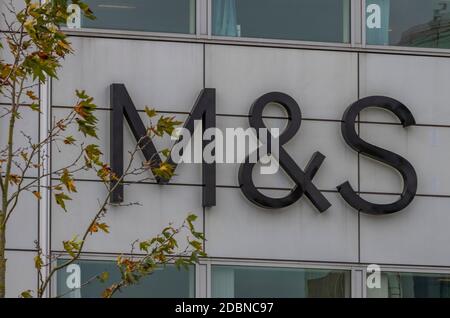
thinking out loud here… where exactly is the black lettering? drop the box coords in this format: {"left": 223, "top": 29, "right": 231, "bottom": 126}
{"left": 337, "top": 96, "right": 418, "bottom": 215}
{"left": 110, "top": 84, "right": 216, "bottom": 206}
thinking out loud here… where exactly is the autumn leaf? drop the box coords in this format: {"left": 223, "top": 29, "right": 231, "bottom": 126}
{"left": 159, "top": 163, "right": 172, "bottom": 174}
{"left": 74, "top": 101, "right": 88, "bottom": 118}
{"left": 57, "top": 40, "right": 72, "bottom": 51}
{"left": 37, "top": 51, "right": 49, "bottom": 60}
{"left": 63, "top": 136, "right": 76, "bottom": 145}
{"left": 97, "top": 164, "right": 112, "bottom": 181}
{"left": 20, "top": 151, "right": 29, "bottom": 161}
{"left": 74, "top": 92, "right": 98, "bottom": 138}
{"left": 55, "top": 120, "right": 66, "bottom": 131}
{"left": 102, "top": 287, "right": 114, "bottom": 298}
{"left": 60, "top": 169, "right": 77, "bottom": 193}
{"left": 89, "top": 222, "right": 109, "bottom": 235}
{"left": 8, "top": 174, "right": 21, "bottom": 185}
{"left": 152, "top": 162, "right": 174, "bottom": 180}
{"left": 26, "top": 90, "right": 38, "bottom": 100}
{"left": 32, "top": 191, "right": 42, "bottom": 200}
{"left": 89, "top": 223, "right": 98, "bottom": 234}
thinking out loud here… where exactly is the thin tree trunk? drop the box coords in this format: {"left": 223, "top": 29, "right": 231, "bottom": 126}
{"left": 0, "top": 81, "right": 19, "bottom": 298}
{"left": 0, "top": 212, "right": 6, "bottom": 298}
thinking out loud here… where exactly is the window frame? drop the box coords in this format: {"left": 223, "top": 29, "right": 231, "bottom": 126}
{"left": 208, "top": 261, "right": 354, "bottom": 298}
{"left": 206, "top": 0, "right": 354, "bottom": 48}
{"left": 361, "top": 0, "right": 450, "bottom": 54}
{"left": 49, "top": 254, "right": 450, "bottom": 298}
{"left": 50, "top": 253, "right": 198, "bottom": 298}
{"left": 60, "top": 0, "right": 450, "bottom": 57}
{"left": 204, "top": 258, "right": 357, "bottom": 298}
{"left": 362, "top": 265, "right": 450, "bottom": 298}
{"left": 62, "top": 0, "right": 356, "bottom": 48}
{"left": 61, "top": 0, "right": 203, "bottom": 39}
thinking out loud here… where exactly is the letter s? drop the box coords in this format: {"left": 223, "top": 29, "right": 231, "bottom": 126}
{"left": 337, "top": 96, "right": 418, "bottom": 215}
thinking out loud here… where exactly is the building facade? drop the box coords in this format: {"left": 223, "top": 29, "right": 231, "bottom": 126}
{"left": 4, "top": 0, "right": 450, "bottom": 298}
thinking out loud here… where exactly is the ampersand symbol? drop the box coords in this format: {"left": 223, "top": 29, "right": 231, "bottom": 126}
{"left": 238, "top": 92, "right": 331, "bottom": 212}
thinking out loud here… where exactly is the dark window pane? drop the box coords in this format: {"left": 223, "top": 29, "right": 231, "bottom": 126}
{"left": 212, "top": 265, "right": 351, "bottom": 298}
{"left": 367, "top": 272, "right": 450, "bottom": 298}
{"left": 57, "top": 259, "right": 195, "bottom": 298}
{"left": 212, "top": 0, "right": 351, "bottom": 43}
{"left": 77, "top": 0, "right": 196, "bottom": 34}
{"left": 366, "top": 0, "right": 450, "bottom": 49}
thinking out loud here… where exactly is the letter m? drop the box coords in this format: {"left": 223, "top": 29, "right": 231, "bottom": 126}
{"left": 110, "top": 84, "right": 216, "bottom": 207}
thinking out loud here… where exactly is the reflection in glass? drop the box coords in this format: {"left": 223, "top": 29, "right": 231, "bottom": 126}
{"left": 56, "top": 259, "right": 195, "bottom": 298}
{"left": 212, "top": 266, "right": 351, "bottom": 298}
{"left": 367, "top": 272, "right": 450, "bottom": 298}
{"left": 212, "top": 0, "right": 351, "bottom": 43}
{"left": 75, "top": 0, "right": 196, "bottom": 34}
{"left": 366, "top": 0, "right": 450, "bottom": 48}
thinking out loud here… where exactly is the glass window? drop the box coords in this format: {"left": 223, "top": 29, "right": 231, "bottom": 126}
{"left": 366, "top": 0, "right": 450, "bottom": 49}
{"left": 211, "top": 265, "right": 351, "bottom": 298}
{"left": 72, "top": 0, "right": 196, "bottom": 34}
{"left": 212, "top": 0, "right": 351, "bottom": 43}
{"left": 367, "top": 271, "right": 450, "bottom": 298}
{"left": 56, "top": 259, "right": 195, "bottom": 298}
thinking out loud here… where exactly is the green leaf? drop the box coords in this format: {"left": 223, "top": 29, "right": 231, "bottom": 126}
{"left": 192, "top": 231, "right": 205, "bottom": 241}
{"left": 152, "top": 162, "right": 174, "bottom": 180}
{"left": 98, "top": 271, "right": 109, "bottom": 283}
{"left": 30, "top": 103, "right": 40, "bottom": 112}
{"left": 84, "top": 144, "right": 103, "bottom": 166}
{"left": 63, "top": 237, "right": 82, "bottom": 258}
{"left": 34, "top": 255, "right": 43, "bottom": 270}
{"left": 139, "top": 241, "right": 150, "bottom": 252}
{"left": 76, "top": 118, "right": 98, "bottom": 138}
{"left": 144, "top": 106, "right": 157, "bottom": 118}
{"left": 186, "top": 214, "right": 197, "bottom": 223}
{"left": 75, "top": 89, "right": 89, "bottom": 99}
{"left": 189, "top": 240, "right": 203, "bottom": 251}
{"left": 174, "top": 258, "right": 189, "bottom": 271}
{"left": 161, "top": 148, "right": 171, "bottom": 159}
{"left": 97, "top": 222, "right": 110, "bottom": 234}
{"left": 20, "top": 290, "right": 33, "bottom": 298}
{"left": 55, "top": 192, "right": 72, "bottom": 212}
{"left": 154, "top": 115, "right": 183, "bottom": 137}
